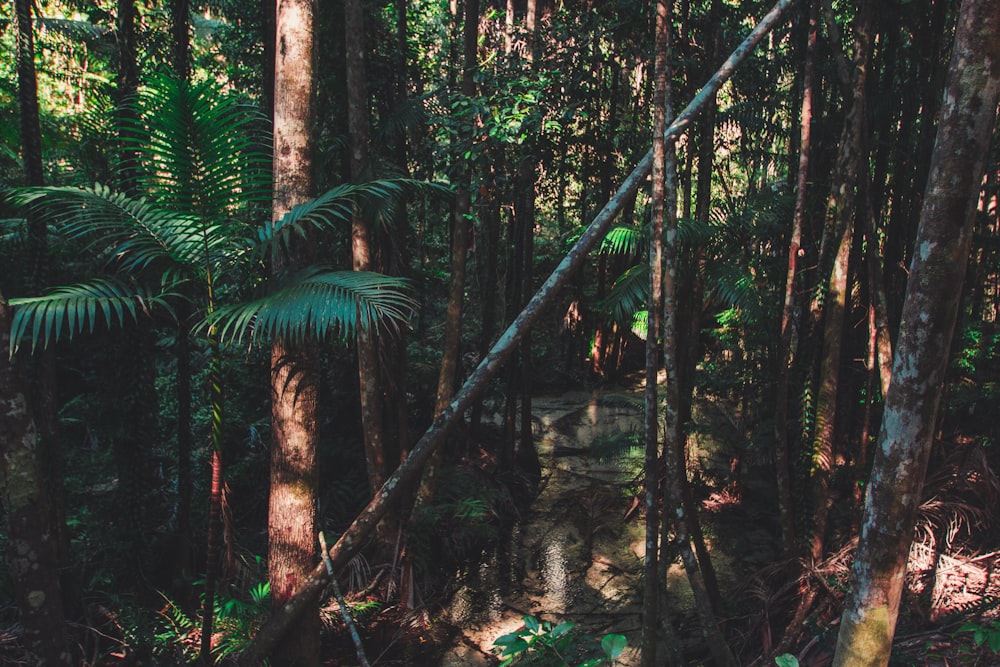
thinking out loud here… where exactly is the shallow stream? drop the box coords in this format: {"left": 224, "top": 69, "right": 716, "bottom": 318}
{"left": 440, "top": 389, "right": 649, "bottom": 666}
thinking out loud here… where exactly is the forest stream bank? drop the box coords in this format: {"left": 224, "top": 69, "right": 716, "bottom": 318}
{"left": 436, "top": 382, "right": 781, "bottom": 666}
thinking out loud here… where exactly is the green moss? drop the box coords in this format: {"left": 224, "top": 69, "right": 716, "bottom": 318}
{"left": 833, "top": 606, "right": 893, "bottom": 667}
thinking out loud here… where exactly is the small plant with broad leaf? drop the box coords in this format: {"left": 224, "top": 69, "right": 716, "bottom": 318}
{"left": 955, "top": 619, "right": 1000, "bottom": 659}
{"left": 493, "top": 614, "right": 626, "bottom": 666}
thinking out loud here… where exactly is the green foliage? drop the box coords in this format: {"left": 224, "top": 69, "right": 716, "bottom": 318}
{"left": 955, "top": 619, "right": 1000, "bottom": 656}
{"left": 493, "top": 615, "right": 626, "bottom": 666}
{"left": 207, "top": 267, "right": 416, "bottom": 346}
{"left": 774, "top": 654, "right": 799, "bottom": 667}
{"left": 150, "top": 582, "right": 271, "bottom": 664}
{"left": 4, "top": 74, "right": 425, "bottom": 354}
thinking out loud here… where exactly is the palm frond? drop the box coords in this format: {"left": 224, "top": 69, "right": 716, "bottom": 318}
{"left": 123, "top": 72, "right": 272, "bottom": 221}
{"left": 599, "top": 263, "right": 649, "bottom": 328}
{"left": 259, "top": 179, "right": 448, "bottom": 255}
{"left": 8, "top": 184, "right": 222, "bottom": 276}
{"left": 631, "top": 309, "right": 649, "bottom": 341}
{"left": 8, "top": 277, "right": 177, "bottom": 354}
{"left": 600, "top": 225, "right": 645, "bottom": 258}
{"left": 706, "top": 261, "right": 767, "bottom": 326}
{"left": 676, "top": 215, "right": 714, "bottom": 248}
{"left": 207, "top": 268, "right": 416, "bottom": 346}
{"left": 372, "top": 93, "right": 431, "bottom": 146}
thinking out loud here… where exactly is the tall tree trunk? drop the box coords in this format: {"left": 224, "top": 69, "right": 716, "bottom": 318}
{"left": 833, "top": 2, "right": 1000, "bottom": 662}
{"left": 116, "top": 0, "right": 139, "bottom": 194}
{"left": 268, "top": 0, "right": 321, "bottom": 662}
{"left": 347, "top": 0, "right": 389, "bottom": 498}
{"left": 676, "top": 0, "right": 723, "bottom": 613}
{"left": 642, "top": 1, "right": 669, "bottom": 662}
{"left": 237, "top": 5, "right": 798, "bottom": 655}
{"left": 661, "top": 115, "right": 738, "bottom": 667}
{"left": 774, "top": 0, "right": 816, "bottom": 557}
{"left": 653, "top": 8, "right": 684, "bottom": 667}
{"left": 199, "top": 333, "right": 226, "bottom": 662}
{"left": 422, "top": 0, "right": 478, "bottom": 498}
{"left": 16, "top": 0, "right": 75, "bottom": 620}
{"left": 1, "top": 295, "right": 72, "bottom": 665}
{"left": 808, "top": 0, "right": 872, "bottom": 562}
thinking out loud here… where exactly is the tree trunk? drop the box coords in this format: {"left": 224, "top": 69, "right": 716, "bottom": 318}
{"left": 774, "top": 0, "right": 816, "bottom": 557}
{"left": 346, "top": 0, "right": 390, "bottom": 499}
{"left": 267, "top": 0, "right": 321, "bottom": 662}
{"left": 420, "top": 0, "right": 478, "bottom": 502}
{"left": 808, "top": 0, "right": 871, "bottom": 562}
{"left": 1, "top": 294, "right": 72, "bottom": 665}
{"left": 237, "top": 5, "right": 797, "bottom": 656}
{"left": 642, "top": 1, "right": 669, "bottom": 662}
{"left": 833, "top": 1, "right": 1000, "bottom": 663}
{"left": 116, "top": 0, "right": 139, "bottom": 195}
{"left": 16, "top": 0, "right": 75, "bottom": 619}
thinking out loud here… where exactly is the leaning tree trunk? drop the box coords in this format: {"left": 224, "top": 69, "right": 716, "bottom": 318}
{"left": 267, "top": 0, "right": 322, "bottom": 663}
{"left": 832, "top": 1, "right": 1000, "bottom": 664}
{"left": 236, "top": 5, "right": 797, "bottom": 657}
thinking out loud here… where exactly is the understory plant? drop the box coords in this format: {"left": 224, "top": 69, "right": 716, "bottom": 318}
{"left": 493, "top": 614, "right": 627, "bottom": 666}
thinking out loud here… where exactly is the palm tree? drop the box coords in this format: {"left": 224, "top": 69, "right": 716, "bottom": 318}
{"left": 5, "top": 72, "right": 417, "bottom": 660}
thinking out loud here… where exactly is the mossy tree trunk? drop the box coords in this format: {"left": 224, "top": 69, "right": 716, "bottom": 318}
{"left": 833, "top": 1, "right": 1000, "bottom": 663}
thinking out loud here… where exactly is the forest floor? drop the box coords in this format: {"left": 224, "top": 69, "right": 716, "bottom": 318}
{"left": 426, "top": 379, "right": 1000, "bottom": 667}
{"left": 433, "top": 379, "right": 784, "bottom": 666}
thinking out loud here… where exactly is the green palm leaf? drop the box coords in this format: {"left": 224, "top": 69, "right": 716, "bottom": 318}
{"left": 600, "top": 262, "right": 650, "bottom": 328}
{"left": 122, "top": 72, "right": 272, "bottom": 222}
{"left": 207, "top": 268, "right": 416, "bottom": 346}
{"left": 8, "top": 184, "right": 229, "bottom": 279}
{"left": 600, "top": 225, "right": 645, "bottom": 258}
{"left": 8, "top": 277, "right": 177, "bottom": 354}
{"left": 706, "top": 261, "right": 766, "bottom": 326}
{"left": 258, "top": 179, "right": 447, "bottom": 256}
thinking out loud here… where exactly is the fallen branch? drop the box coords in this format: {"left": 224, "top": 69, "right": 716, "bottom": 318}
{"left": 237, "top": 1, "right": 796, "bottom": 660}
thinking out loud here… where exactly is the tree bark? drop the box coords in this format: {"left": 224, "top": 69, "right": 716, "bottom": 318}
{"left": 422, "top": 0, "right": 478, "bottom": 500}
{"left": 346, "top": 0, "right": 390, "bottom": 500}
{"left": 774, "top": 0, "right": 816, "bottom": 557}
{"left": 267, "top": 0, "right": 321, "bottom": 663}
{"left": 809, "top": 0, "right": 871, "bottom": 562}
{"left": 1, "top": 295, "right": 72, "bottom": 665}
{"left": 171, "top": 0, "right": 190, "bottom": 80}
{"left": 237, "top": 4, "right": 797, "bottom": 658}
{"left": 832, "top": 1, "right": 1000, "bottom": 663}
{"left": 641, "top": 1, "right": 669, "bottom": 663}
